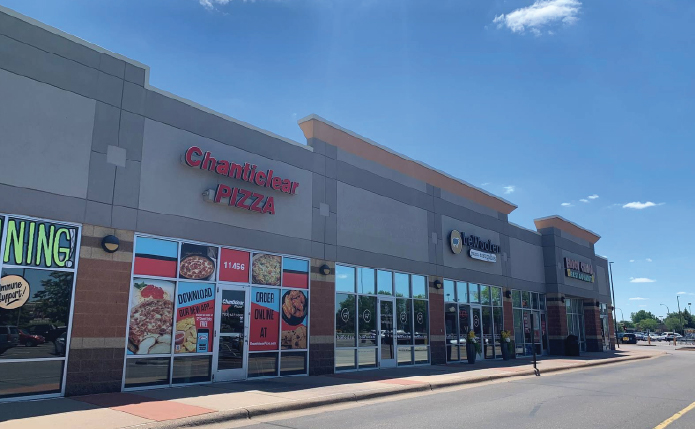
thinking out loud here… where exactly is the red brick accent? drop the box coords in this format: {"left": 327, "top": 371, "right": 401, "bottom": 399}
{"left": 71, "top": 258, "right": 131, "bottom": 338}
{"left": 583, "top": 301, "right": 603, "bottom": 352}
{"left": 503, "top": 289, "right": 514, "bottom": 334}
{"left": 546, "top": 297, "right": 568, "bottom": 355}
{"left": 309, "top": 279, "right": 335, "bottom": 337}
{"left": 65, "top": 348, "right": 124, "bottom": 396}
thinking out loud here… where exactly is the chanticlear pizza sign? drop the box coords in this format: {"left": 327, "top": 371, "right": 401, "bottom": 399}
{"left": 449, "top": 230, "right": 500, "bottom": 263}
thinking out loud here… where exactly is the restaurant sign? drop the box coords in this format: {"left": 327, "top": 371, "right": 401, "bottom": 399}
{"left": 450, "top": 230, "right": 500, "bottom": 263}
{"left": 564, "top": 257, "right": 594, "bottom": 283}
{"left": 183, "top": 146, "right": 301, "bottom": 215}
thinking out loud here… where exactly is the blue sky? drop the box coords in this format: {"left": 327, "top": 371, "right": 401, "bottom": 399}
{"left": 3, "top": 0, "right": 693, "bottom": 320}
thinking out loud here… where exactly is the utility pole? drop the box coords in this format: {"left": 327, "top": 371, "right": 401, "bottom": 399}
{"left": 609, "top": 262, "right": 618, "bottom": 349}
{"left": 677, "top": 295, "right": 684, "bottom": 336}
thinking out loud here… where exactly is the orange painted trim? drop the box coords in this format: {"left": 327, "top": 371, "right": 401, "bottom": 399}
{"left": 534, "top": 216, "right": 601, "bottom": 244}
{"left": 299, "top": 117, "right": 517, "bottom": 214}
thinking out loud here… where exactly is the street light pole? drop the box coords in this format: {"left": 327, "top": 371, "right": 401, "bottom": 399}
{"left": 616, "top": 308, "right": 624, "bottom": 324}
{"left": 609, "top": 262, "right": 618, "bottom": 349}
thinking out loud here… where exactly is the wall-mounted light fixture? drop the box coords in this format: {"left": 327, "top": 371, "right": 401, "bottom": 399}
{"left": 101, "top": 235, "right": 120, "bottom": 253}
{"left": 595, "top": 301, "right": 601, "bottom": 308}
{"left": 561, "top": 296, "right": 566, "bottom": 304}
{"left": 504, "top": 290, "right": 512, "bottom": 299}
{"left": 434, "top": 280, "right": 443, "bottom": 289}
{"left": 320, "top": 264, "right": 331, "bottom": 276}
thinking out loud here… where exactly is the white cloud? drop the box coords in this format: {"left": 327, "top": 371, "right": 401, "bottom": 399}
{"left": 677, "top": 292, "right": 687, "bottom": 295}
{"left": 629, "top": 260, "right": 635, "bottom": 263}
{"left": 588, "top": 194, "right": 599, "bottom": 199}
{"left": 493, "top": 0, "right": 581, "bottom": 35}
{"left": 629, "top": 297, "right": 647, "bottom": 301}
{"left": 561, "top": 202, "right": 573, "bottom": 207}
{"left": 630, "top": 278, "right": 656, "bottom": 283}
{"left": 580, "top": 199, "right": 589, "bottom": 203}
{"left": 199, "top": 0, "right": 232, "bottom": 9}
{"left": 503, "top": 185, "right": 516, "bottom": 194}
{"left": 623, "top": 201, "right": 665, "bottom": 209}
{"left": 481, "top": 182, "right": 491, "bottom": 186}
{"left": 646, "top": 258, "right": 653, "bottom": 262}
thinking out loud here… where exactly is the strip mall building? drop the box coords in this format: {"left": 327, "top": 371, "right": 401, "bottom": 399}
{"left": 0, "top": 6, "right": 615, "bottom": 401}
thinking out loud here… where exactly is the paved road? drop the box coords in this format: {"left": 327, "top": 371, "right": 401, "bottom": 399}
{"left": 236, "top": 349, "right": 695, "bottom": 429}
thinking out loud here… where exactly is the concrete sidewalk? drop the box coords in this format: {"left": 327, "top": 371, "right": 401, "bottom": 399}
{"left": 0, "top": 347, "right": 664, "bottom": 429}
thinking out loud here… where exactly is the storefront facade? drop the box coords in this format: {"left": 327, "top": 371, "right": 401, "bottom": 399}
{"left": 0, "top": 6, "right": 614, "bottom": 401}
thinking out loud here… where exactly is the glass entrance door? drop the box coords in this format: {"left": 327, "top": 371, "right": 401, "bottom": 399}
{"left": 470, "top": 306, "right": 483, "bottom": 360}
{"left": 213, "top": 286, "right": 248, "bottom": 381}
{"left": 379, "top": 297, "right": 397, "bottom": 368}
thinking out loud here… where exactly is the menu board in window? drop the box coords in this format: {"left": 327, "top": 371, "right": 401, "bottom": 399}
{"left": 281, "top": 289, "right": 308, "bottom": 350}
{"left": 127, "top": 278, "right": 175, "bottom": 355}
{"left": 249, "top": 287, "right": 280, "bottom": 351}
{"left": 175, "top": 282, "right": 215, "bottom": 353}
{"left": 219, "top": 248, "right": 250, "bottom": 283}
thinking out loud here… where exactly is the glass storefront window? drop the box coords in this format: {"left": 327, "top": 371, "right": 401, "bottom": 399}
{"left": 377, "top": 270, "right": 393, "bottom": 295}
{"left": 469, "top": 284, "right": 480, "bottom": 303}
{"left": 531, "top": 293, "right": 539, "bottom": 310}
{"left": 125, "top": 358, "right": 171, "bottom": 388}
{"left": 357, "top": 267, "right": 375, "bottom": 295}
{"left": 394, "top": 273, "right": 410, "bottom": 298}
{"left": 396, "top": 299, "right": 413, "bottom": 345}
{"left": 480, "top": 285, "right": 490, "bottom": 305}
{"left": 540, "top": 294, "right": 546, "bottom": 311}
{"left": 280, "top": 352, "right": 307, "bottom": 376}
{"left": 173, "top": 356, "right": 212, "bottom": 384}
{"left": 412, "top": 275, "right": 427, "bottom": 299}
{"left": 335, "top": 293, "right": 356, "bottom": 347}
{"left": 493, "top": 307, "right": 503, "bottom": 358}
{"left": 512, "top": 290, "right": 521, "bottom": 308}
{"left": 457, "top": 282, "right": 468, "bottom": 303}
{"left": 482, "top": 307, "right": 494, "bottom": 359}
{"left": 248, "top": 353, "right": 278, "bottom": 378}
{"left": 522, "top": 291, "right": 530, "bottom": 308}
{"left": 336, "top": 265, "right": 356, "bottom": 293}
{"left": 512, "top": 289, "right": 548, "bottom": 357}
{"left": 358, "top": 348, "right": 377, "bottom": 369}
{"left": 358, "top": 296, "right": 377, "bottom": 346}
{"left": 491, "top": 287, "right": 502, "bottom": 307}
{"left": 335, "top": 349, "right": 356, "bottom": 371}
{"left": 444, "top": 280, "right": 456, "bottom": 302}
{"left": 413, "top": 300, "right": 428, "bottom": 345}
{"left": 445, "top": 304, "right": 458, "bottom": 361}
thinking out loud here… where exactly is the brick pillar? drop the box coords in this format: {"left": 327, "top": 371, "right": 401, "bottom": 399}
{"left": 503, "top": 289, "right": 514, "bottom": 334}
{"left": 308, "top": 259, "right": 335, "bottom": 376}
{"left": 428, "top": 277, "right": 446, "bottom": 365}
{"left": 546, "top": 293, "right": 568, "bottom": 355}
{"left": 584, "top": 300, "right": 603, "bottom": 352}
{"left": 66, "top": 226, "right": 133, "bottom": 396}
{"left": 608, "top": 308, "right": 616, "bottom": 350}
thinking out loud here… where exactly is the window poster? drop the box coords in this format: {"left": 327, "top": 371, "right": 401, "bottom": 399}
{"left": 282, "top": 258, "right": 309, "bottom": 289}
{"left": 128, "top": 278, "right": 175, "bottom": 355}
{"left": 133, "top": 237, "right": 178, "bottom": 278}
{"left": 219, "top": 248, "right": 250, "bottom": 283}
{"left": 281, "top": 289, "right": 308, "bottom": 350}
{"left": 175, "top": 282, "right": 215, "bottom": 353}
{"left": 3, "top": 218, "right": 77, "bottom": 269}
{"left": 251, "top": 253, "right": 281, "bottom": 286}
{"left": 249, "top": 287, "right": 280, "bottom": 351}
{"left": 179, "top": 243, "right": 218, "bottom": 281}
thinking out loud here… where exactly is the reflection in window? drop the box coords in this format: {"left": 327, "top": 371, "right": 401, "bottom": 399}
{"left": 480, "top": 285, "right": 490, "bottom": 305}
{"left": 411, "top": 275, "right": 427, "bottom": 299}
{"left": 357, "top": 268, "right": 376, "bottom": 294}
{"left": 413, "top": 300, "right": 429, "bottom": 345}
{"left": 358, "top": 348, "right": 377, "bottom": 369}
{"left": 335, "top": 265, "right": 355, "bottom": 293}
{"left": 335, "top": 349, "right": 356, "bottom": 371}
{"left": 396, "top": 299, "right": 412, "bottom": 345}
{"left": 377, "top": 271, "right": 393, "bottom": 295}
{"left": 512, "top": 290, "right": 521, "bottom": 308}
{"left": 335, "top": 294, "right": 356, "bottom": 347}
{"left": 125, "top": 358, "right": 171, "bottom": 388}
{"left": 0, "top": 268, "right": 73, "bottom": 360}
{"left": 394, "top": 273, "right": 410, "bottom": 298}
{"left": 444, "top": 280, "right": 456, "bottom": 302}
{"left": 491, "top": 287, "right": 502, "bottom": 307}
{"left": 173, "top": 355, "right": 211, "bottom": 384}
{"left": 358, "top": 296, "right": 377, "bottom": 346}
{"left": 457, "top": 282, "right": 468, "bottom": 303}
{"left": 0, "top": 360, "right": 63, "bottom": 399}
{"left": 248, "top": 353, "right": 278, "bottom": 377}
{"left": 280, "top": 352, "right": 307, "bottom": 376}
{"left": 469, "top": 284, "right": 480, "bottom": 303}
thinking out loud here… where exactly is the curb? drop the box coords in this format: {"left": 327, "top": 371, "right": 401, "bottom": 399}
{"left": 139, "top": 354, "right": 662, "bottom": 429}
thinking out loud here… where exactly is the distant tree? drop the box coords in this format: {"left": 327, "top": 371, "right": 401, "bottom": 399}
{"left": 631, "top": 310, "right": 657, "bottom": 324}
{"left": 620, "top": 320, "right": 635, "bottom": 329}
{"left": 664, "top": 314, "right": 684, "bottom": 333}
{"left": 638, "top": 318, "right": 658, "bottom": 332}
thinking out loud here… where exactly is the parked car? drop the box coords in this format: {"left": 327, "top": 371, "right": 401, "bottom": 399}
{"left": 634, "top": 332, "right": 646, "bottom": 341}
{"left": 620, "top": 333, "right": 637, "bottom": 344}
{"left": 0, "top": 326, "right": 20, "bottom": 353}
{"left": 663, "top": 333, "right": 683, "bottom": 342}
{"left": 27, "top": 324, "right": 67, "bottom": 344}
{"left": 54, "top": 332, "right": 67, "bottom": 357}
{"left": 18, "top": 329, "right": 45, "bottom": 347}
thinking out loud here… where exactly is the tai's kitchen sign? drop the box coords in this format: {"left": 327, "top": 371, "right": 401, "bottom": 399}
{"left": 183, "top": 146, "right": 301, "bottom": 215}
{"left": 449, "top": 230, "right": 500, "bottom": 263}
{"left": 564, "top": 257, "right": 594, "bottom": 283}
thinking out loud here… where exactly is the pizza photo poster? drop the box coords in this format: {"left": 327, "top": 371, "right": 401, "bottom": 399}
{"left": 175, "top": 282, "right": 215, "bottom": 354}
{"left": 281, "top": 289, "right": 308, "bottom": 350}
{"left": 249, "top": 287, "right": 280, "bottom": 351}
{"left": 128, "top": 278, "right": 176, "bottom": 355}
{"left": 179, "top": 243, "right": 218, "bottom": 281}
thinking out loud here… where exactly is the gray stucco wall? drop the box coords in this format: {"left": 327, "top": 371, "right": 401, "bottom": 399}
{"left": 0, "top": 7, "right": 609, "bottom": 306}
